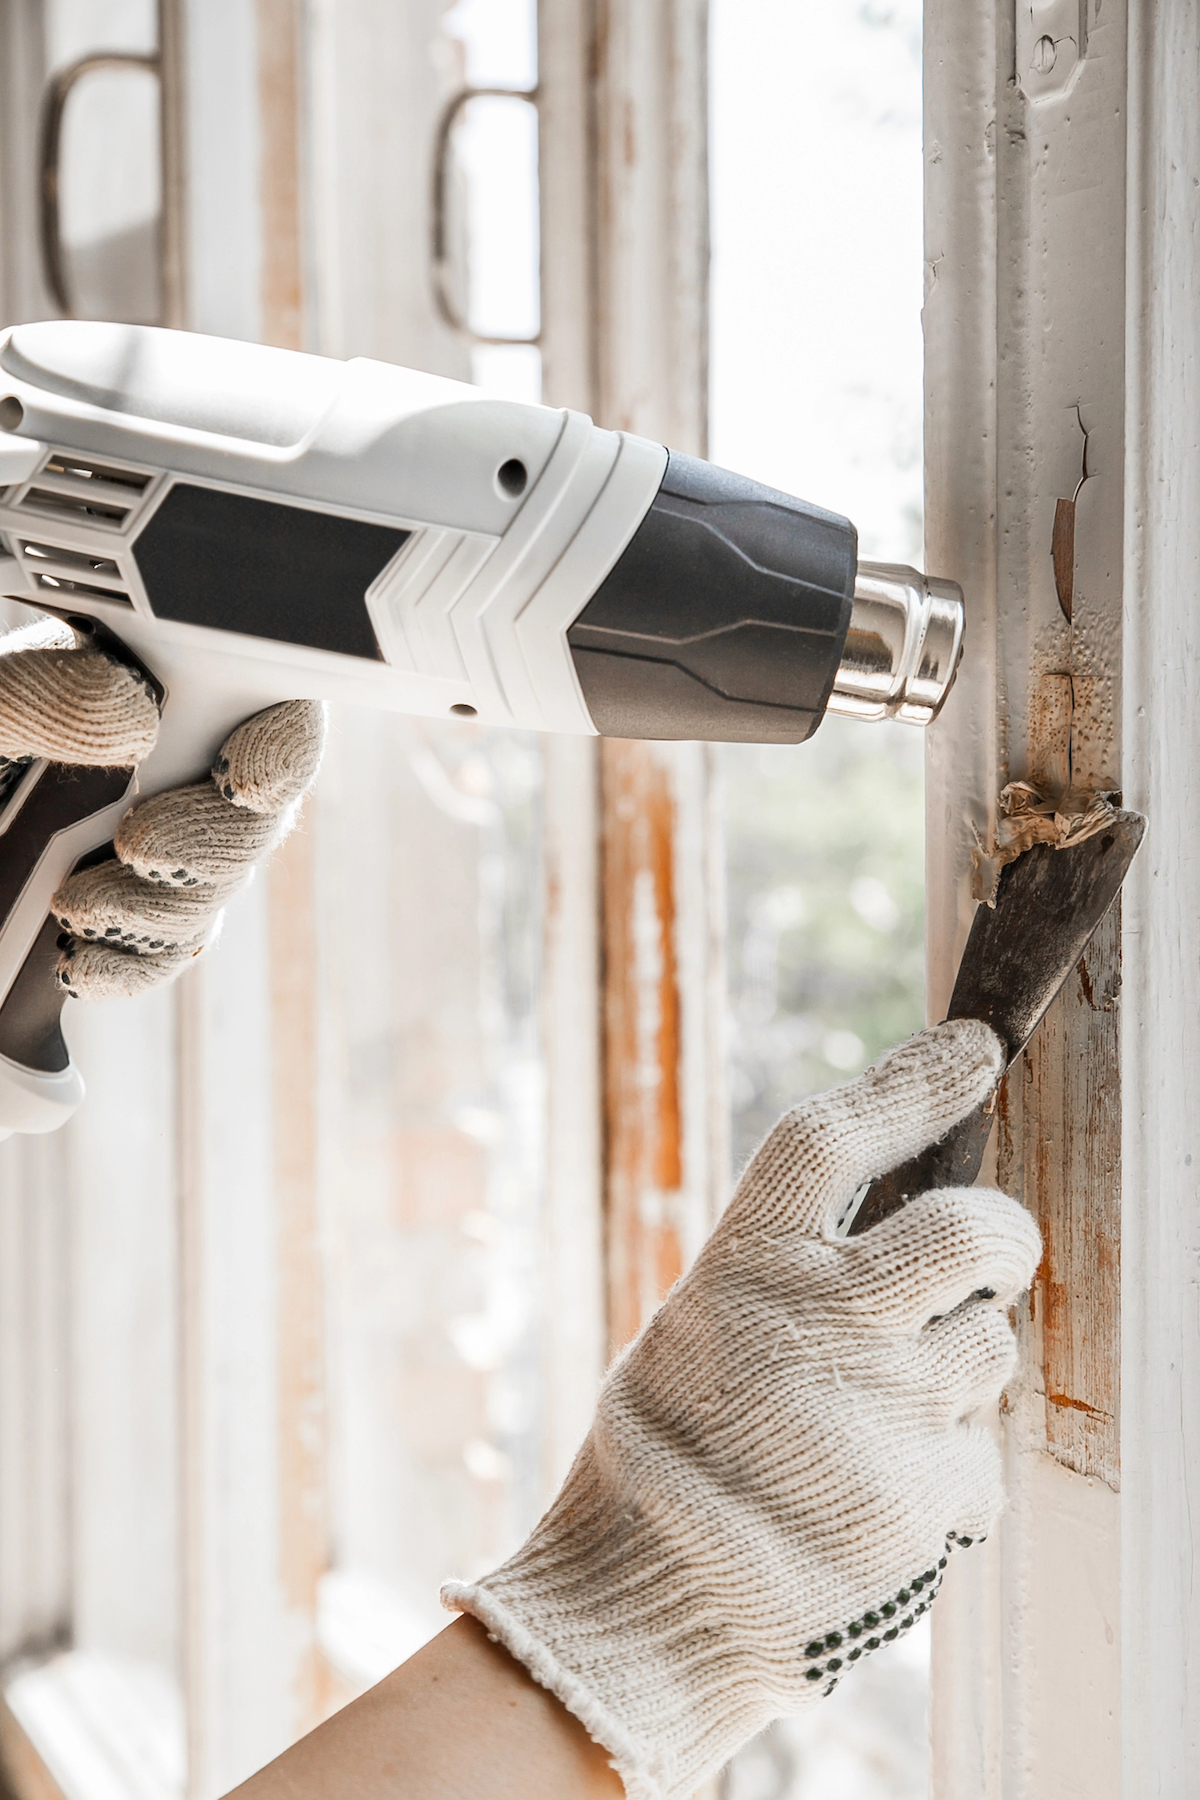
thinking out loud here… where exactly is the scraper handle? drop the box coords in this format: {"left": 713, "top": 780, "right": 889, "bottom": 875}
{"left": 847, "top": 1098, "right": 996, "bottom": 1235}
{"left": 0, "top": 615, "right": 302, "bottom": 1135}
{"left": 847, "top": 809, "right": 1146, "bottom": 1237}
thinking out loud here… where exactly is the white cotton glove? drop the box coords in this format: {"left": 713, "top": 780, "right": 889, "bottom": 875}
{"left": 443, "top": 1019, "right": 1041, "bottom": 1800}
{"left": 0, "top": 617, "right": 325, "bottom": 999}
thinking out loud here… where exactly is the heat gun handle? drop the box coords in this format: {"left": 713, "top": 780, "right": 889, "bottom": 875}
{"left": 0, "top": 620, "right": 303, "bottom": 1136}
{"left": 846, "top": 1101, "right": 995, "bottom": 1236}
{"left": 0, "top": 759, "right": 138, "bottom": 1133}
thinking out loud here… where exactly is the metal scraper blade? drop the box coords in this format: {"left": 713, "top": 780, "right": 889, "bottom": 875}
{"left": 847, "top": 808, "right": 1145, "bottom": 1234}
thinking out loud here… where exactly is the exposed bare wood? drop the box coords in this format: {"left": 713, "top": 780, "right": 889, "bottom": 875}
{"left": 1004, "top": 907, "right": 1122, "bottom": 1488}
{"left": 926, "top": 0, "right": 1129, "bottom": 1786}
{"left": 545, "top": 0, "right": 722, "bottom": 1354}
{"left": 600, "top": 740, "right": 685, "bottom": 1351}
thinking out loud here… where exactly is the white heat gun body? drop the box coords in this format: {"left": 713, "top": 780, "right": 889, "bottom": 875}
{"left": 0, "top": 321, "right": 963, "bottom": 1134}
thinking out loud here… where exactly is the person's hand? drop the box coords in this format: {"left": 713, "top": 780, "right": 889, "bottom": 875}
{"left": 0, "top": 617, "right": 325, "bottom": 1000}
{"left": 444, "top": 1019, "right": 1041, "bottom": 1800}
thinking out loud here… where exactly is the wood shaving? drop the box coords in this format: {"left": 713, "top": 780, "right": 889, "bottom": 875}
{"left": 971, "top": 781, "right": 1122, "bottom": 906}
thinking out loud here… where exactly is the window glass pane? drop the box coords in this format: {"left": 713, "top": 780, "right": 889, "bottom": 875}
{"left": 448, "top": 93, "right": 541, "bottom": 344}
{"left": 45, "top": 0, "right": 157, "bottom": 64}
{"left": 724, "top": 724, "right": 925, "bottom": 1168}
{"left": 58, "top": 65, "right": 162, "bottom": 324}
{"left": 711, "top": 1, "right": 929, "bottom": 1794}
{"left": 44, "top": 0, "right": 162, "bottom": 325}
{"left": 316, "top": 716, "right": 547, "bottom": 1675}
{"left": 440, "top": 0, "right": 539, "bottom": 349}
{"left": 444, "top": 0, "right": 537, "bottom": 87}
{"left": 316, "top": 0, "right": 551, "bottom": 1696}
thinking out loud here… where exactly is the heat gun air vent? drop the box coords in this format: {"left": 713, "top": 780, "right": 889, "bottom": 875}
{"left": 17, "top": 454, "right": 152, "bottom": 530}
{"left": 16, "top": 539, "right": 132, "bottom": 607}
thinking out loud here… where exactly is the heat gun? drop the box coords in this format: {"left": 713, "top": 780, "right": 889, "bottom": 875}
{"left": 0, "top": 321, "right": 964, "bottom": 1134}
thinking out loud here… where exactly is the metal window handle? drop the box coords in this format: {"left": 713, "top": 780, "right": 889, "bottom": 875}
{"left": 430, "top": 84, "right": 541, "bottom": 346}
{"left": 39, "top": 51, "right": 162, "bottom": 321}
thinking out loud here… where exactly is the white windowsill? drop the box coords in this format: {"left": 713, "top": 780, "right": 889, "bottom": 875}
{"left": 3, "top": 1653, "right": 184, "bottom": 1800}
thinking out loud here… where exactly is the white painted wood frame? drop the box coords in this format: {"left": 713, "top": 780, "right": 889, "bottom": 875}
{"left": 540, "top": 0, "right": 727, "bottom": 1358}
{"left": 1120, "top": 2, "right": 1200, "bottom": 1787}
{"left": 925, "top": 0, "right": 1200, "bottom": 1790}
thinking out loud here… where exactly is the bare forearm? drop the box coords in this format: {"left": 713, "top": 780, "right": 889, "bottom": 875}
{"left": 224, "top": 1616, "right": 622, "bottom": 1800}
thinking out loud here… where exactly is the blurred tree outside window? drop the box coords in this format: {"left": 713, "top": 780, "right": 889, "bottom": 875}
{"left": 723, "top": 720, "right": 925, "bottom": 1169}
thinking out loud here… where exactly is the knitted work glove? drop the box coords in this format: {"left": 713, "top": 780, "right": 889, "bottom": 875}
{"left": 55, "top": 698, "right": 326, "bottom": 998}
{"left": 0, "top": 617, "right": 325, "bottom": 1000}
{"left": 443, "top": 1019, "right": 1041, "bottom": 1800}
{"left": 0, "top": 616, "right": 160, "bottom": 773}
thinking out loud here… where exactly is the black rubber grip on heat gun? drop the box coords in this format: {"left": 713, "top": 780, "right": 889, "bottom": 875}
{"left": 567, "top": 451, "right": 857, "bottom": 743}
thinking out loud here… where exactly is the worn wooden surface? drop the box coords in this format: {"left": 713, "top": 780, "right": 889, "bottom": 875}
{"left": 541, "top": 0, "right": 722, "bottom": 1361}
{"left": 925, "top": 0, "right": 1129, "bottom": 1788}
{"left": 994, "top": 0, "right": 1127, "bottom": 1492}
{"left": 591, "top": 0, "right": 709, "bottom": 453}
{"left": 598, "top": 738, "right": 726, "bottom": 1356}
{"left": 1000, "top": 906, "right": 1122, "bottom": 1489}
{"left": 1001, "top": 660, "right": 1123, "bottom": 1485}
{"left": 600, "top": 740, "right": 686, "bottom": 1352}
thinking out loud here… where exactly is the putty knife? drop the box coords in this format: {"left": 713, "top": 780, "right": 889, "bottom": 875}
{"left": 848, "top": 807, "right": 1146, "bottom": 1235}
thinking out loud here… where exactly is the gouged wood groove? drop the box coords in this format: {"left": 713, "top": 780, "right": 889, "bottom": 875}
{"left": 1051, "top": 497, "right": 1075, "bottom": 622}
{"left": 600, "top": 739, "right": 685, "bottom": 1354}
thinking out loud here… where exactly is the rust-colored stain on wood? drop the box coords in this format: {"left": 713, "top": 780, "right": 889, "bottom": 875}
{"left": 999, "top": 471, "right": 1122, "bottom": 1488}
{"left": 1004, "top": 904, "right": 1122, "bottom": 1487}
{"left": 601, "top": 739, "right": 685, "bottom": 1353}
